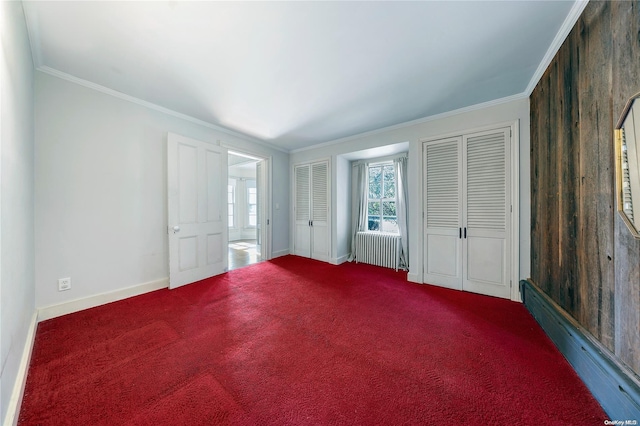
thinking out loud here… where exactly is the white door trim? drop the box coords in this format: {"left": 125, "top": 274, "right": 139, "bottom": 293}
{"left": 223, "top": 144, "right": 273, "bottom": 261}
{"left": 510, "top": 120, "right": 521, "bottom": 301}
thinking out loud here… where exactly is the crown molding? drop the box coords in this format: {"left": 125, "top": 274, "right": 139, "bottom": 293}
{"left": 290, "top": 92, "right": 527, "bottom": 154}
{"left": 525, "top": 0, "right": 589, "bottom": 96}
{"left": 36, "top": 66, "right": 289, "bottom": 154}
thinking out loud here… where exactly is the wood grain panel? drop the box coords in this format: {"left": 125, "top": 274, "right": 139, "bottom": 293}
{"left": 576, "top": 0, "right": 615, "bottom": 349}
{"left": 611, "top": 0, "right": 640, "bottom": 375}
{"left": 530, "top": 0, "right": 639, "bottom": 375}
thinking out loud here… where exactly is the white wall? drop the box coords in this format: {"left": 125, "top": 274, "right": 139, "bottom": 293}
{"left": 35, "top": 72, "right": 289, "bottom": 309}
{"left": 290, "top": 98, "right": 531, "bottom": 284}
{"left": 1, "top": 2, "right": 35, "bottom": 423}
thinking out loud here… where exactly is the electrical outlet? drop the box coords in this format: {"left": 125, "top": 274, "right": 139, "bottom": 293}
{"left": 58, "top": 277, "right": 71, "bottom": 291}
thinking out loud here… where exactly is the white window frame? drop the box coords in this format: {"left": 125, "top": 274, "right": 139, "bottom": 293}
{"left": 228, "top": 178, "right": 236, "bottom": 229}
{"left": 367, "top": 162, "right": 399, "bottom": 234}
{"left": 246, "top": 180, "right": 257, "bottom": 228}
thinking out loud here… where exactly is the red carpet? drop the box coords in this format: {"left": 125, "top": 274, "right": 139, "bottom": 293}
{"left": 19, "top": 256, "right": 606, "bottom": 425}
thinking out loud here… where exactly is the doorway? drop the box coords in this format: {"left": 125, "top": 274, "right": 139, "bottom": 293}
{"left": 228, "top": 151, "right": 269, "bottom": 270}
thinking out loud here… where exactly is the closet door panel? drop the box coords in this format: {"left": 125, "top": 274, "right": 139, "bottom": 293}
{"left": 463, "top": 128, "right": 511, "bottom": 298}
{"left": 294, "top": 164, "right": 311, "bottom": 257}
{"left": 423, "top": 137, "right": 463, "bottom": 289}
{"left": 425, "top": 234, "right": 459, "bottom": 278}
{"left": 311, "top": 161, "right": 330, "bottom": 261}
{"left": 466, "top": 236, "right": 505, "bottom": 284}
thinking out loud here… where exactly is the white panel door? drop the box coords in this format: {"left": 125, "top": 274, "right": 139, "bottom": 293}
{"left": 253, "top": 158, "right": 272, "bottom": 261}
{"left": 168, "top": 133, "right": 227, "bottom": 289}
{"left": 294, "top": 164, "right": 311, "bottom": 257}
{"left": 463, "top": 128, "right": 511, "bottom": 298}
{"left": 423, "top": 137, "right": 463, "bottom": 290}
{"left": 256, "top": 161, "right": 263, "bottom": 260}
{"left": 311, "top": 161, "right": 330, "bottom": 261}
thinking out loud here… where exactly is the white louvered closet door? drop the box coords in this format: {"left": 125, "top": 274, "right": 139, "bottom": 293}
{"left": 294, "top": 160, "right": 330, "bottom": 261}
{"left": 310, "top": 161, "right": 330, "bottom": 261}
{"left": 463, "top": 128, "right": 511, "bottom": 298}
{"left": 423, "top": 137, "right": 463, "bottom": 290}
{"left": 294, "top": 164, "right": 312, "bottom": 257}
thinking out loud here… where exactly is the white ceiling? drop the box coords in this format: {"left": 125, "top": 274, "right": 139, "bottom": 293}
{"left": 23, "top": 1, "right": 580, "bottom": 152}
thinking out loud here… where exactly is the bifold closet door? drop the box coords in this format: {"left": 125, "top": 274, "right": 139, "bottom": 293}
{"left": 294, "top": 164, "right": 312, "bottom": 258}
{"left": 294, "top": 161, "right": 330, "bottom": 261}
{"left": 423, "top": 137, "right": 463, "bottom": 290}
{"left": 310, "top": 162, "right": 329, "bottom": 261}
{"left": 463, "top": 128, "right": 511, "bottom": 298}
{"left": 423, "top": 127, "right": 511, "bottom": 299}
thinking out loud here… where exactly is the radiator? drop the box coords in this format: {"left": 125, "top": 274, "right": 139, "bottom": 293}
{"left": 354, "top": 232, "right": 400, "bottom": 271}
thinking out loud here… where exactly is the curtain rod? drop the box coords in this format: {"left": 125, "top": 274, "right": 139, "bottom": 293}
{"left": 352, "top": 152, "right": 408, "bottom": 166}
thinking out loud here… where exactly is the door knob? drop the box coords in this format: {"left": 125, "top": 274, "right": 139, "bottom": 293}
{"left": 172, "top": 226, "right": 180, "bottom": 233}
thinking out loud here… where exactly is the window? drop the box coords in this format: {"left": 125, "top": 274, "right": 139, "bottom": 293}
{"left": 368, "top": 163, "right": 398, "bottom": 233}
{"left": 247, "top": 181, "right": 257, "bottom": 227}
{"left": 228, "top": 179, "right": 235, "bottom": 228}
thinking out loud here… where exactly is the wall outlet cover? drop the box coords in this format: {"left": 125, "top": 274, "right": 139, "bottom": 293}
{"left": 58, "top": 277, "right": 71, "bottom": 291}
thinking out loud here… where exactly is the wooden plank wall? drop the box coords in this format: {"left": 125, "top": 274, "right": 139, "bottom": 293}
{"left": 530, "top": 0, "right": 640, "bottom": 376}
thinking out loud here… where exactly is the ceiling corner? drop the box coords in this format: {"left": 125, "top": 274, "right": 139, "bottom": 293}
{"left": 21, "top": 1, "right": 43, "bottom": 69}
{"left": 524, "top": 0, "right": 589, "bottom": 96}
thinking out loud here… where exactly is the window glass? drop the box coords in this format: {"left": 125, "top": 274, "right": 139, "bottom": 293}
{"left": 383, "top": 165, "right": 395, "bottom": 198}
{"left": 367, "top": 164, "right": 398, "bottom": 233}
{"left": 227, "top": 179, "right": 235, "bottom": 228}
{"left": 248, "top": 187, "right": 257, "bottom": 227}
{"left": 369, "top": 166, "right": 382, "bottom": 199}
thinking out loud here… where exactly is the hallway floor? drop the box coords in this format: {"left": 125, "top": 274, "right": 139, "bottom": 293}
{"left": 228, "top": 239, "right": 260, "bottom": 271}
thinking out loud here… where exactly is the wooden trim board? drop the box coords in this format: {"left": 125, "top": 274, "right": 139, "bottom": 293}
{"left": 520, "top": 279, "right": 640, "bottom": 420}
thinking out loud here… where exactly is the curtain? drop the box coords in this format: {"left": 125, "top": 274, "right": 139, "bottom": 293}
{"left": 394, "top": 156, "right": 409, "bottom": 269}
{"left": 348, "top": 162, "right": 368, "bottom": 261}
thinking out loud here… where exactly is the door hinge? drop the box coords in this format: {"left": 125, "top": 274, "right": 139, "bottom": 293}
{"left": 267, "top": 219, "right": 270, "bottom": 225}
{"left": 510, "top": 280, "right": 512, "bottom": 288}
{"left": 510, "top": 205, "right": 513, "bottom": 212}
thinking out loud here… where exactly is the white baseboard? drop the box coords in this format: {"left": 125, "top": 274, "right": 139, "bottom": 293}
{"left": 330, "top": 254, "right": 350, "bottom": 265}
{"left": 37, "top": 278, "right": 168, "bottom": 321}
{"left": 407, "top": 272, "right": 421, "bottom": 283}
{"left": 271, "top": 249, "right": 290, "bottom": 259}
{"left": 4, "top": 312, "right": 38, "bottom": 426}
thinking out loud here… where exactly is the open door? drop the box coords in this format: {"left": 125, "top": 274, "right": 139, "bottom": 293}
{"left": 256, "top": 159, "right": 271, "bottom": 261}
{"left": 168, "top": 133, "right": 228, "bottom": 289}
